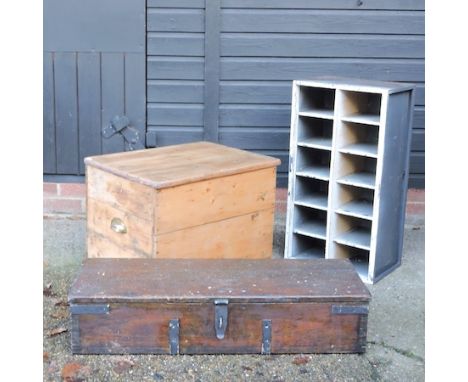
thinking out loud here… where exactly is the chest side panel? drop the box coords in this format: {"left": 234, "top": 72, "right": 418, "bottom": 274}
{"left": 72, "top": 301, "right": 367, "bottom": 354}
{"left": 86, "top": 166, "right": 157, "bottom": 258}
{"left": 155, "top": 167, "right": 276, "bottom": 234}
{"left": 154, "top": 208, "right": 275, "bottom": 259}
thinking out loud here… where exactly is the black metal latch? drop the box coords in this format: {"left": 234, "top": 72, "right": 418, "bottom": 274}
{"left": 214, "top": 299, "right": 229, "bottom": 339}
{"left": 102, "top": 115, "right": 141, "bottom": 150}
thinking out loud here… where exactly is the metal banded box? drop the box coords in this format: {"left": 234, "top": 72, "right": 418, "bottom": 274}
{"left": 69, "top": 259, "right": 371, "bottom": 354}
{"left": 85, "top": 142, "right": 280, "bottom": 259}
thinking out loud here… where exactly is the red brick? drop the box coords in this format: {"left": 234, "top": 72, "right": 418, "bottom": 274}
{"left": 59, "top": 183, "right": 86, "bottom": 197}
{"left": 275, "top": 201, "right": 287, "bottom": 214}
{"left": 43, "top": 198, "right": 84, "bottom": 214}
{"left": 276, "top": 188, "right": 288, "bottom": 203}
{"left": 407, "top": 189, "right": 425, "bottom": 203}
{"left": 43, "top": 183, "right": 58, "bottom": 196}
{"left": 406, "top": 202, "right": 425, "bottom": 215}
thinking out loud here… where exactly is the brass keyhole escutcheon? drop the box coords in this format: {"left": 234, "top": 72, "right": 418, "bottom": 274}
{"left": 110, "top": 217, "right": 127, "bottom": 234}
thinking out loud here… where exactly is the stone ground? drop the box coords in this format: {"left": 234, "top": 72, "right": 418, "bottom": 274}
{"left": 43, "top": 213, "right": 424, "bottom": 382}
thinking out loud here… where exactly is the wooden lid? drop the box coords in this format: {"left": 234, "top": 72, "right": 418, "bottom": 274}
{"left": 84, "top": 142, "right": 281, "bottom": 189}
{"left": 69, "top": 259, "right": 371, "bottom": 304}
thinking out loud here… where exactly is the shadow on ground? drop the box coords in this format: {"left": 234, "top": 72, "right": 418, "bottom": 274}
{"left": 43, "top": 214, "right": 424, "bottom": 382}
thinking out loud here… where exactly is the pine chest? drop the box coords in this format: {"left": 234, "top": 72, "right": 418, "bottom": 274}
{"left": 85, "top": 142, "right": 280, "bottom": 259}
{"left": 69, "top": 259, "right": 371, "bottom": 354}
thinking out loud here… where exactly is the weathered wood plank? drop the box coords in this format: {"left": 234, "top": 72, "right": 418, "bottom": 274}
{"left": 77, "top": 53, "right": 101, "bottom": 173}
{"left": 204, "top": 0, "right": 221, "bottom": 142}
{"left": 222, "top": 10, "right": 424, "bottom": 35}
{"left": 87, "top": 198, "right": 154, "bottom": 256}
{"left": 221, "top": 34, "right": 424, "bottom": 58}
{"left": 147, "top": 32, "right": 204, "bottom": 56}
{"left": 220, "top": 81, "right": 425, "bottom": 106}
{"left": 101, "top": 53, "right": 125, "bottom": 154}
{"left": 147, "top": 57, "right": 204, "bottom": 80}
{"left": 124, "top": 53, "right": 146, "bottom": 150}
{"left": 408, "top": 174, "right": 424, "bottom": 188}
{"left": 86, "top": 166, "right": 156, "bottom": 221}
{"left": 147, "top": 0, "right": 205, "bottom": 8}
{"left": 44, "top": 0, "right": 145, "bottom": 53}
{"left": 147, "top": 80, "right": 204, "bottom": 103}
{"left": 221, "top": 0, "right": 425, "bottom": 10}
{"left": 54, "top": 52, "right": 79, "bottom": 174}
{"left": 146, "top": 127, "right": 204, "bottom": 147}
{"left": 43, "top": 52, "right": 56, "bottom": 173}
{"left": 155, "top": 208, "right": 275, "bottom": 259}
{"left": 221, "top": 58, "right": 424, "bottom": 82}
{"left": 409, "top": 152, "right": 425, "bottom": 174}
{"left": 218, "top": 104, "right": 424, "bottom": 130}
{"left": 156, "top": 167, "right": 276, "bottom": 234}
{"left": 147, "top": 9, "right": 204, "bottom": 32}
{"left": 147, "top": 104, "right": 204, "bottom": 126}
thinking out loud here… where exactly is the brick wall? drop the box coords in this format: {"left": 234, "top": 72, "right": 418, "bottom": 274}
{"left": 43, "top": 182, "right": 424, "bottom": 219}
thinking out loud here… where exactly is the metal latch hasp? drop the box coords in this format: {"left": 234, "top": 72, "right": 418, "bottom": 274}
{"left": 214, "top": 299, "right": 229, "bottom": 340}
{"left": 102, "top": 115, "right": 142, "bottom": 150}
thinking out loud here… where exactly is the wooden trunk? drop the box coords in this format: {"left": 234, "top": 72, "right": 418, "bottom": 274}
{"left": 68, "top": 259, "right": 371, "bottom": 355}
{"left": 85, "top": 142, "right": 280, "bottom": 259}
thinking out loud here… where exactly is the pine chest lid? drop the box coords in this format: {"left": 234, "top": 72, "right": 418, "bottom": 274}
{"left": 84, "top": 141, "right": 281, "bottom": 189}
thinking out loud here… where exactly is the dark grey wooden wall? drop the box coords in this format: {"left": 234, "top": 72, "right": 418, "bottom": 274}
{"left": 43, "top": 0, "right": 146, "bottom": 175}
{"left": 146, "top": 0, "right": 425, "bottom": 188}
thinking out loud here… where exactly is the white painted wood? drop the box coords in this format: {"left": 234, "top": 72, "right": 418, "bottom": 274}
{"left": 294, "top": 221, "right": 327, "bottom": 240}
{"left": 339, "top": 143, "right": 378, "bottom": 158}
{"left": 336, "top": 200, "right": 373, "bottom": 220}
{"left": 341, "top": 113, "right": 380, "bottom": 126}
{"left": 296, "top": 167, "right": 330, "bottom": 181}
{"left": 298, "top": 110, "right": 334, "bottom": 120}
{"left": 297, "top": 137, "right": 332, "bottom": 151}
{"left": 334, "top": 228, "right": 371, "bottom": 251}
{"left": 337, "top": 172, "right": 376, "bottom": 189}
{"left": 295, "top": 193, "right": 328, "bottom": 211}
{"left": 285, "top": 77, "right": 414, "bottom": 283}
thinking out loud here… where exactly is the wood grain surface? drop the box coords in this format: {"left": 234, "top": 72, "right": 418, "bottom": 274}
{"left": 84, "top": 142, "right": 280, "bottom": 189}
{"left": 69, "top": 259, "right": 371, "bottom": 303}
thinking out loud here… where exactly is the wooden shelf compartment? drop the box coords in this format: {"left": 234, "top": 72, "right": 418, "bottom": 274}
{"left": 334, "top": 244, "right": 370, "bottom": 281}
{"left": 294, "top": 177, "right": 328, "bottom": 211}
{"left": 336, "top": 153, "right": 377, "bottom": 189}
{"left": 335, "top": 185, "right": 374, "bottom": 220}
{"left": 338, "top": 122, "right": 378, "bottom": 158}
{"left": 295, "top": 147, "right": 331, "bottom": 181}
{"left": 292, "top": 206, "right": 327, "bottom": 240}
{"left": 297, "top": 116, "right": 333, "bottom": 151}
{"left": 340, "top": 90, "right": 381, "bottom": 125}
{"left": 298, "top": 86, "right": 335, "bottom": 119}
{"left": 334, "top": 215, "right": 372, "bottom": 251}
{"left": 290, "top": 235, "right": 326, "bottom": 259}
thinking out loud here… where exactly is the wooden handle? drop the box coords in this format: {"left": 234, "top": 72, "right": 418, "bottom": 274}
{"left": 110, "top": 218, "right": 127, "bottom": 234}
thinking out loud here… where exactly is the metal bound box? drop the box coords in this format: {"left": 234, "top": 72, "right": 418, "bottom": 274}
{"left": 85, "top": 142, "right": 280, "bottom": 259}
{"left": 68, "top": 259, "right": 371, "bottom": 354}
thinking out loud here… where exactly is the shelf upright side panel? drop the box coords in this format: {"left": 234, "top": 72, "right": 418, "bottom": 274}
{"left": 284, "top": 81, "right": 301, "bottom": 258}
{"left": 325, "top": 88, "right": 344, "bottom": 259}
{"left": 369, "top": 89, "right": 414, "bottom": 282}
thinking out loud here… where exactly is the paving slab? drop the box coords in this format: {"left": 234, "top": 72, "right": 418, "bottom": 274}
{"left": 43, "top": 214, "right": 424, "bottom": 382}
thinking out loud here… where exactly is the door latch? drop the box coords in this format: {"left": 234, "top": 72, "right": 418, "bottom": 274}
{"left": 102, "top": 115, "right": 141, "bottom": 150}
{"left": 214, "top": 299, "right": 229, "bottom": 339}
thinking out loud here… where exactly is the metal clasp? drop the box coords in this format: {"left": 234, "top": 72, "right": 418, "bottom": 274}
{"left": 214, "top": 299, "right": 229, "bottom": 340}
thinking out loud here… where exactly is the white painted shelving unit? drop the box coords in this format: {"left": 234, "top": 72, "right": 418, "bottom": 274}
{"left": 284, "top": 77, "right": 415, "bottom": 284}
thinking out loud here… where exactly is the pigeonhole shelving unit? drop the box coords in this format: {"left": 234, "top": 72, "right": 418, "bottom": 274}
{"left": 285, "top": 77, "right": 415, "bottom": 284}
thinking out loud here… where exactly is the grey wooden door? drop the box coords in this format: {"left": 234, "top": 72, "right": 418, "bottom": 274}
{"left": 146, "top": 0, "right": 424, "bottom": 188}
{"left": 43, "top": 0, "right": 146, "bottom": 175}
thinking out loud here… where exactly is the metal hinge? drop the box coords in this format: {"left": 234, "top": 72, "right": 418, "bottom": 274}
{"left": 70, "top": 304, "right": 110, "bottom": 315}
{"left": 169, "top": 319, "right": 180, "bottom": 355}
{"left": 214, "top": 299, "right": 229, "bottom": 340}
{"left": 262, "top": 320, "right": 272, "bottom": 355}
{"left": 102, "top": 115, "right": 142, "bottom": 150}
{"left": 331, "top": 305, "right": 369, "bottom": 315}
